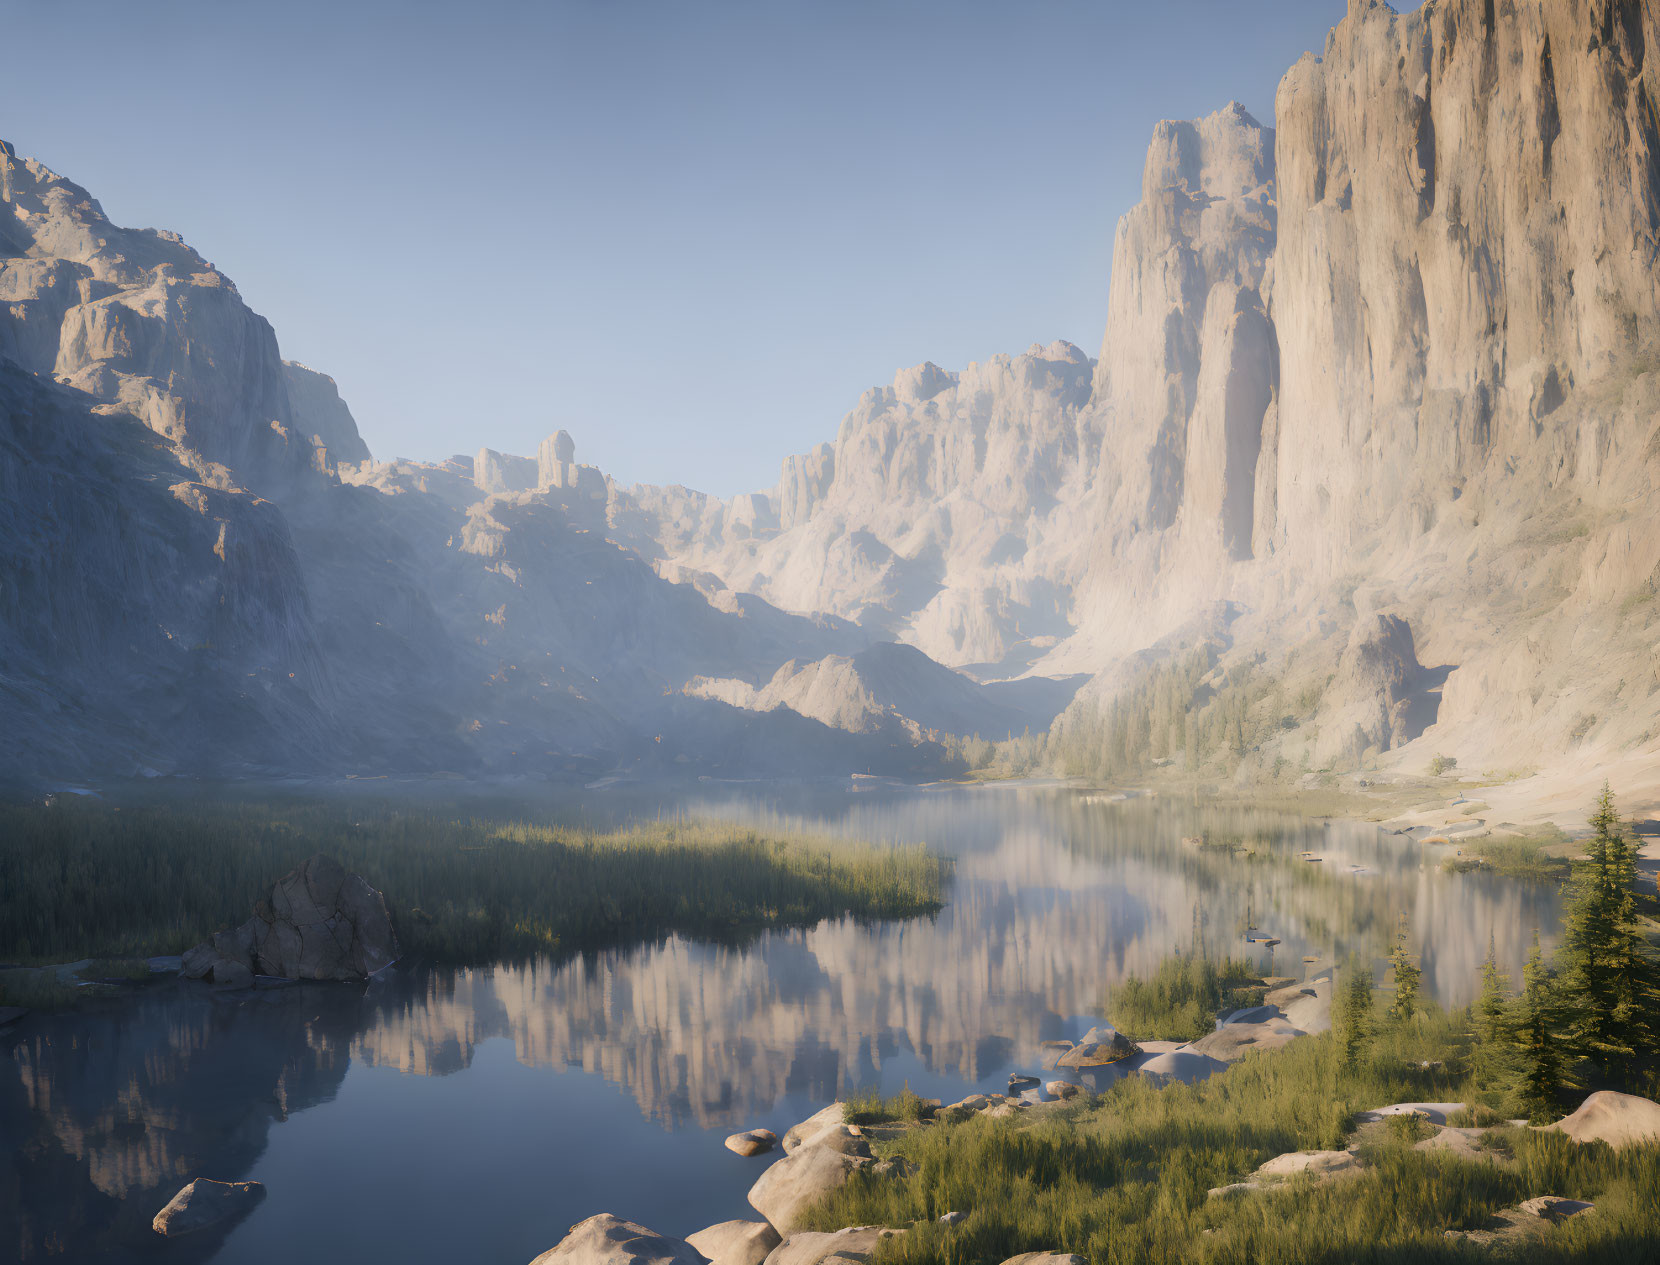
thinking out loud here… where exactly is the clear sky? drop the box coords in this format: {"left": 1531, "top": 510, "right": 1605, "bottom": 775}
{"left": 1, "top": 1, "right": 1364, "bottom": 496}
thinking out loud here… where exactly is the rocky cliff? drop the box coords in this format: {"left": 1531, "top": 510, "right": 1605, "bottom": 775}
{"left": 0, "top": 139, "right": 1053, "bottom": 784}
{"left": 5, "top": 0, "right": 1659, "bottom": 797}
{"left": 631, "top": 0, "right": 1660, "bottom": 801}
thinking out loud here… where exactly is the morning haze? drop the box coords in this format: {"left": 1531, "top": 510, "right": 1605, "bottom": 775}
{"left": 1, "top": 1, "right": 1657, "bottom": 1263}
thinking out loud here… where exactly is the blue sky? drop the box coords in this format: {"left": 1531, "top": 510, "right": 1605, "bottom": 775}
{"left": 1, "top": 1, "right": 1364, "bottom": 495}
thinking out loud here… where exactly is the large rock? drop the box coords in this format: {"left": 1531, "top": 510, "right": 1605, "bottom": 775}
{"left": 1187, "top": 1016, "right": 1305, "bottom": 1063}
{"left": 685, "top": 1220, "right": 779, "bottom": 1265}
{"left": 726, "top": 1129, "right": 779, "bottom": 1158}
{"left": 1314, "top": 614, "right": 1424, "bottom": 767}
{"left": 151, "top": 1178, "right": 265, "bottom": 1237}
{"left": 1056, "top": 1025, "right": 1140, "bottom": 1068}
{"left": 781, "top": 1105, "right": 847, "bottom": 1154}
{"left": 1546, "top": 1090, "right": 1660, "bottom": 1150}
{"left": 764, "top": 1226, "right": 902, "bottom": 1265}
{"left": 180, "top": 854, "right": 398, "bottom": 984}
{"left": 530, "top": 1215, "right": 709, "bottom": 1265}
{"left": 747, "top": 1144, "right": 869, "bottom": 1235}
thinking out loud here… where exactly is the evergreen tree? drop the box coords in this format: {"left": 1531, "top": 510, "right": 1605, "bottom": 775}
{"left": 1334, "top": 957, "right": 1374, "bottom": 1071}
{"left": 1476, "top": 933, "right": 1509, "bottom": 1045}
{"left": 1388, "top": 913, "right": 1421, "bottom": 1023}
{"left": 1560, "top": 784, "right": 1660, "bottom": 1076}
{"left": 1514, "top": 929, "right": 1566, "bottom": 1121}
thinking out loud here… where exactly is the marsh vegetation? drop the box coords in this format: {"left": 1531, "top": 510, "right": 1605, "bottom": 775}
{"left": 0, "top": 797, "right": 949, "bottom": 980}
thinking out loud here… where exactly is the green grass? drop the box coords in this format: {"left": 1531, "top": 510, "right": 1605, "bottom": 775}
{"left": 1105, "top": 955, "right": 1264, "bottom": 1042}
{"left": 845, "top": 1084, "right": 939, "bottom": 1126}
{"left": 798, "top": 1009, "right": 1660, "bottom": 1264}
{"left": 0, "top": 967, "right": 85, "bottom": 1009}
{"left": 0, "top": 798, "right": 949, "bottom": 967}
{"left": 1440, "top": 828, "right": 1574, "bottom": 882}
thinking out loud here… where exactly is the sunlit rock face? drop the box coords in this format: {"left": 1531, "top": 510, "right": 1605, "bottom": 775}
{"left": 635, "top": 2, "right": 1660, "bottom": 781}
{"left": 635, "top": 342, "right": 1100, "bottom": 675}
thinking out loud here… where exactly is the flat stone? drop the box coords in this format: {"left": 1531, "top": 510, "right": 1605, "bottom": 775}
{"left": 1207, "top": 1182, "right": 1266, "bottom": 1199}
{"left": 529, "top": 1214, "right": 708, "bottom": 1265}
{"left": 1252, "top": 1149, "right": 1361, "bottom": 1179}
{"left": 151, "top": 1178, "right": 266, "bottom": 1237}
{"left": 765, "top": 1226, "right": 902, "bottom": 1265}
{"left": 686, "top": 1219, "right": 779, "bottom": 1265}
{"left": 1518, "top": 1196, "right": 1594, "bottom": 1222}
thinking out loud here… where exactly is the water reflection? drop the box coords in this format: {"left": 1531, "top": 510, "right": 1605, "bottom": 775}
{"left": 0, "top": 787, "right": 1562, "bottom": 1264}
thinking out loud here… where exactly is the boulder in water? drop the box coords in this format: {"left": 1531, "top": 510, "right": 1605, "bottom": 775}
{"left": 151, "top": 1178, "right": 265, "bottom": 1238}
{"left": 724, "top": 1129, "right": 778, "bottom": 1158}
{"left": 1057, "top": 1025, "right": 1139, "bottom": 1068}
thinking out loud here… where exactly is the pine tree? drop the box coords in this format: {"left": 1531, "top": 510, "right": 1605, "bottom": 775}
{"left": 1514, "top": 929, "right": 1566, "bottom": 1121}
{"left": 1476, "top": 933, "right": 1509, "bottom": 1044}
{"left": 1560, "top": 784, "right": 1660, "bottom": 1076}
{"left": 1388, "top": 913, "right": 1421, "bottom": 1023}
{"left": 1473, "top": 932, "right": 1513, "bottom": 1092}
{"left": 1334, "top": 957, "right": 1374, "bottom": 1071}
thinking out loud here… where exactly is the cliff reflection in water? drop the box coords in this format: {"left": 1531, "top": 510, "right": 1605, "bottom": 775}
{"left": 354, "top": 791, "right": 1560, "bottom": 1127}
{"left": 0, "top": 790, "right": 1561, "bottom": 1262}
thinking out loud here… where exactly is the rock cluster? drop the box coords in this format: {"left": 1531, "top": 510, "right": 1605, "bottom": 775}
{"left": 180, "top": 854, "right": 398, "bottom": 987}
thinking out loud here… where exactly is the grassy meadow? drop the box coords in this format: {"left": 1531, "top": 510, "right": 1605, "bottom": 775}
{"left": 804, "top": 1007, "right": 1660, "bottom": 1264}
{"left": 0, "top": 796, "right": 949, "bottom": 974}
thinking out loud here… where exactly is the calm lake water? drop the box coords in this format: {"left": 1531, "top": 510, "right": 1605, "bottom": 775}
{"left": 0, "top": 784, "right": 1562, "bottom": 1264}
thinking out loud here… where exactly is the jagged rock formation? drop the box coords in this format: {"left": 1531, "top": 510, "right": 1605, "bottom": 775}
{"left": 627, "top": 0, "right": 1660, "bottom": 795}
{"left": 6, "top": 0, "right": 1660, "bottom": 795}
{"left": 282, "top": 361, "right": 371, "bottom": 467}
{"left": 0, "top": 136, "right": 1023, "bottom": 783}
{"left": 180, "top": 854, "right": 399, "bottom": 985}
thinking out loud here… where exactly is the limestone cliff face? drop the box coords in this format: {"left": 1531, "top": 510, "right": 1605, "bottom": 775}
{"left": 638, "top": 0, "right": 1660, "bottom": 786}
{"left": 638, "top": 341, "right": 1099, "bottom": 672}
{"left": 1095, "top": 101, "right": 1276, "bottom": 548}
{"left": 1265, "top": 0, "right": 1660, "bottom": 570}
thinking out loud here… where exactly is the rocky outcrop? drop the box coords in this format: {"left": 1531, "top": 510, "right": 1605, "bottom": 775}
{"left": 747, "top": 1138, "right": 869, "bottom": 1234}
{"left": 530, "top": 1215, "right": 709, "bottom": 1265}
{"left": 475, "top": 446, "right": 539, "bottom": 494}
{"left": 282, "top": 360, "right": 371, "bottom": 467}
{"left": 766, "top": 1227, "right": 903, "bottom": 1265}
{"left": 1056, "top": 1025, "right": 1140, "bottom": 1068}
{"left": 1546, "top": 1089, "right": 1660, "bottom": 1149}
{"left": 1314, "top": 613, "right": 1426, "bottom": 766}
{"left": 180, "top": 854, "right": 398, "bottom": 984}
{"left": 151, "top": 1178, "right": 265, "bottom": 1238}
